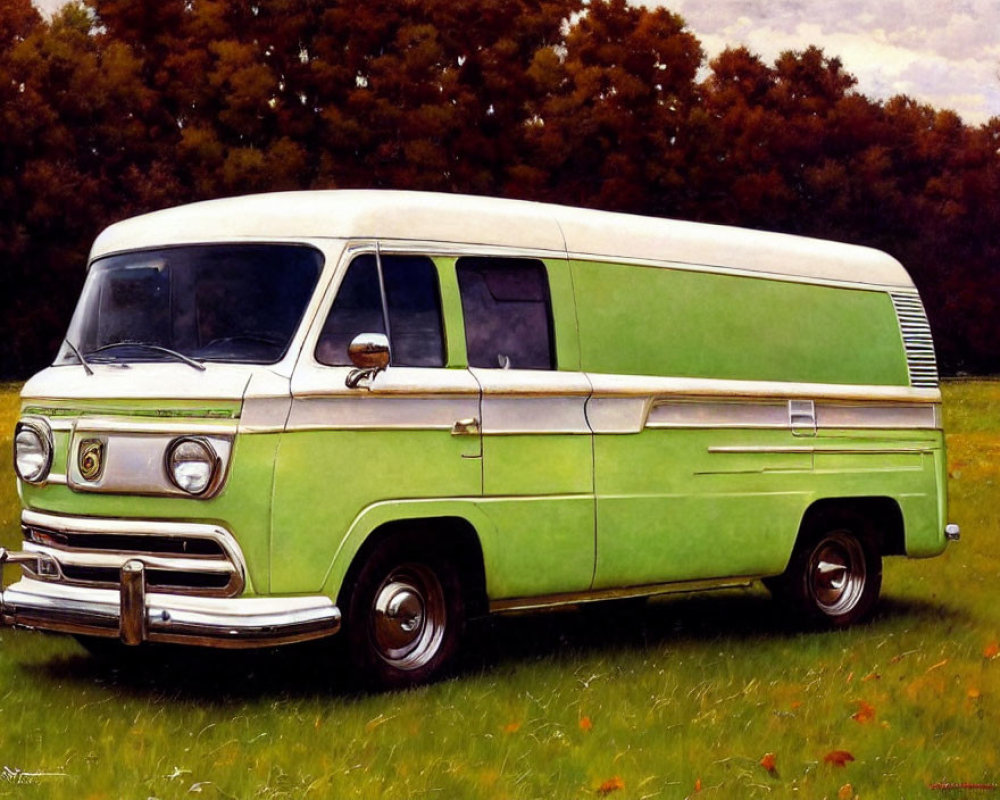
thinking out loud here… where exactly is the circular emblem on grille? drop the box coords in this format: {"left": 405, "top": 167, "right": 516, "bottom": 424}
{"left": 78, "top": 439, "right": 105, "bottom": 482}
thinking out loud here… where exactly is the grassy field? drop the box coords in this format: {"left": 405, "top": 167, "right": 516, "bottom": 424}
{"left": 0, "top": 381, "right": 997, "bottom": 799}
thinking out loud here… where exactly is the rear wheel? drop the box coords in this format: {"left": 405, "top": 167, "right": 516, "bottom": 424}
{"left": 345, "top": 539, "right": 464, "bottom": 688}
{"left": 771, "top": 518, "right": 882, "bottom": 627}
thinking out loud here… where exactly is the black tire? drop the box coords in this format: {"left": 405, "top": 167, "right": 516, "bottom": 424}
{"left": 344, "top": 539, "right": 464, "bottom": 689}
{"left": 770, "top": 516, "right": 882, "bottom": 628}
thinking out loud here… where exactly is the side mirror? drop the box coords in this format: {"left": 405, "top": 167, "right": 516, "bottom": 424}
{"left": 346, "top": 333, "right": 390, "bottom": 388}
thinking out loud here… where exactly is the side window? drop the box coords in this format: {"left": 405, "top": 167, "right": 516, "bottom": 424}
{"left": 456, "top": 257, "right": 554, "bottom": 370}
{"left": 316, "top": 254, "right": 445, "bottom": 367}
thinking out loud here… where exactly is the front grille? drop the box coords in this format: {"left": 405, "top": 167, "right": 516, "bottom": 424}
{"left": 21, "top": 519, "right": 244, "bottom": 597}
{"left": 890, "top": 292, "right": 939, "bottom": 389}
{"left": 59, "top": 565, "right": 233, "bottom": 592}
{"left": 26, "top": 529, "right": 224, "bottom": 556}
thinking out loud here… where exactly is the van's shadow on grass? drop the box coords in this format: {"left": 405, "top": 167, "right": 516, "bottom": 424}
{"left": 28, "top": 589, "right": 967, "bottom": 703}
{"left": 463, "top": 590, "right": 967, "bottom": 671}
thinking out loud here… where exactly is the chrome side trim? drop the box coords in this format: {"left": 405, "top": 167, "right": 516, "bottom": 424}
{"left": 646, "top": 399, "right": 939, "bottom": 431}
{"left": 480, "top": 397, "right": 590, "bottom": 435}
{"left": 586, "top": 396, "right": 650, "bottom": 434}
{"left": 472, "top": 369, "right": 593, "bottom": 435}
{"left": 288, "top": 395, "right": 477, "bottom": 431}
{"left": 587, "top": 373, "right": 940, "bottom": 402}
{"left": 646, "top": 400, "right": 788, "bottom": 430}
{"left": 46, "top": 418, "right": 76, "bottom": 432}
{"left": 289, "top": 365, "right": 482, "bottom": 432}
{"left": 0, "top": 577, "right": 341, "bottom": 648}
{"left": 281, "top": 376, "right": 941, "bottom": 434}
{"left": 586, "top": 376, "right": 941, "bottom": 435}
{"left": 708, "top": 445, "right": 937, "bottom": 455}
{"left": 73, "top": 418, "right": 238, "bottom": 435}
{"left": 490, "top": 576, "right": 756, "bottom": 613}
{"left": 815, "top": 403, "right": 939, "bottom": 429}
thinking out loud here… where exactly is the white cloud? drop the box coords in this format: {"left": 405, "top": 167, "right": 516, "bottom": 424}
{"left": 636, "top": 0, "right": 1000, "bottom": 124}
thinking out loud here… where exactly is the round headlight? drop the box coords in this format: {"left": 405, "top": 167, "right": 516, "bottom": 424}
{"left": 14, "top": 420, "right": 53, "bottom": 484}
{"left": 166, "top": 437, "right": 218, "bottom": 495}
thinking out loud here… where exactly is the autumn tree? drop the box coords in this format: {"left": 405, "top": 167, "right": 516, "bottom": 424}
{"left": 0, "top": 2, "right": 170, "bottom": 375}
{"left": 1, "top": 0, "right": 999, "bottom": 376}
{"left": 517, "top": 0, "right": 702, "bottom": 213}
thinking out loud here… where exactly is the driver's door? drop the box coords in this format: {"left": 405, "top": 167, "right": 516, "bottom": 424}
{"left": 270, "top": 249, "right": 481, "bottom": 593}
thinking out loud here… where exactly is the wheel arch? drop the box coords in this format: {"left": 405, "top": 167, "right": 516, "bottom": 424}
{"left": 794, "top": 496, "right": 905, "bottom": 559}
{"left": 322, "top": 504, "right": 492, "bottom": 618}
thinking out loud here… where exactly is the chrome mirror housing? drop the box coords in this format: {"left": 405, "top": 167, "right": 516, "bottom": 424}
{"left": 346, "top": 333, "right": 390, "bottom": 388}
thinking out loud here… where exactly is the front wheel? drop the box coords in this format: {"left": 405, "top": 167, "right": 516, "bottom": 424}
{"left": 345, "top": 541, "right": 464, "bottom": 688}
{"left": 771, "top": 523, "right": 882, "bottom": 627}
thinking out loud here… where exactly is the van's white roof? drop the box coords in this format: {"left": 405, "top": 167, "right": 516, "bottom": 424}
{"left": 90, "top": 190, "right": 914, "bottom": 288}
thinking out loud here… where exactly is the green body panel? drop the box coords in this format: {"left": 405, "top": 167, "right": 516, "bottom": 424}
{"left": 471, "top": 496, "right": 594, "bottom": 596}
{"left": 592, "top": 426, "right": 945, "bottom": 589}
{"left": 482, "top": 435, "right": 592, "bottom": 497}
{"left": 269, "top": 429, "right": 482, "bottom": 592}
{"left": 434, "top": 258, "right": 470, "bottom": 368}
{"left": 571, "top": 260, "right": 909, "bottom": 385}
{"left": 19, "top": 430, "right": 280, "bottom": 595}
{"left": 541, "top": 257, "right": 582, "bottom": 371}
{"left": 271, "top": 430, "right": 594, "bottom": 597}
{"left": 592, "top": 428, "right": 806, "bottom": 588}
{"left": 270, "top": 430, "right": 595, "bottom": 599}
{"left": 318, "top": 495, "right": 595, "bottom": 602}
{"left": 812, "top": 428, "right": 947, "bottom": 558}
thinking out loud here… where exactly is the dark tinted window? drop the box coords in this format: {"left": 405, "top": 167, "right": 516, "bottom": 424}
{"left": 56, "top": 244, "right": 323, "bottom": 365}
{"left": 316, "top": 254, "right": 445, "bottom": 367}
{"left": 457, "top": 257, "right": 554, "bottom": 370}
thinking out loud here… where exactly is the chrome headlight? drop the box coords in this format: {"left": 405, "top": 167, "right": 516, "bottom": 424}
{"left": 165, "top": 437, "right": 219, "bottom": 495}
{"left": 14, "top": 419, "right": 53, "bottom": 484}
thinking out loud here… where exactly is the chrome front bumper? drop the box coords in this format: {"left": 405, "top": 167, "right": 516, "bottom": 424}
{"left": 0, "top": 549, "right": 341, "bottom": 648}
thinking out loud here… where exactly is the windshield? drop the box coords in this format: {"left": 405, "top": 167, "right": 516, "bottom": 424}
{"left": 56, "top": 244, "right": 323, "bottom": 366}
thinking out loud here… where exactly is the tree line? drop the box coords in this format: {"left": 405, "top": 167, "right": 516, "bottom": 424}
{"left": 1, "top": 0, "right": 998, "bottom": 378}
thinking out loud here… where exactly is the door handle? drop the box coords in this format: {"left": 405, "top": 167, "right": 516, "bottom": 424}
{"left": 788, "top": 399, "right": 817, "bottom": 436}
{"left": 451, "top": 417, "right": 480, "bottom": 436}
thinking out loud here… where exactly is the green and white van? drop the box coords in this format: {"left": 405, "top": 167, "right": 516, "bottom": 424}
{"left": 4, "top": 191, "right": 958, "bottom": 686}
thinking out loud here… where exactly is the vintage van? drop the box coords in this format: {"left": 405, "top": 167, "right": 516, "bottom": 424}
{"left": 4, "top": 191, "right": 958, "bottom": 686}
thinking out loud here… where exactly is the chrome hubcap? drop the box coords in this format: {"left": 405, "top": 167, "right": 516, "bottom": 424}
{"left": 808, "top": 532, "right": 866, "bottom": 615}
{"left": 371, "top": 564, "right": 446, "bottom": 670}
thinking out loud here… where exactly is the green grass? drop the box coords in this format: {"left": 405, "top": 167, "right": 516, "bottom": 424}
{"left": 0, "top": 381, "right": 998, "bottom": 799}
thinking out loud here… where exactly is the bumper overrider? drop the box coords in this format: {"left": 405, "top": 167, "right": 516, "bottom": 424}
{"left": 0, "top": 512, "right": 341, "bottom": 648}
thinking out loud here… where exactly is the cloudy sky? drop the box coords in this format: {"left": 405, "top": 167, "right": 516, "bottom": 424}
{"left": 640, "top": 0, "right": 1000, "bottom": 125}
{"left": 32, "top": 0, "right": 1000, "bottom": 125}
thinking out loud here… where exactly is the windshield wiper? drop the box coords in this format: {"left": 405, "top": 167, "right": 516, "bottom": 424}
{"left": 63, "top": 338, "right": 93, "bottom": 376}
{"left": 87, "top": 342, "right": 207, "bottom": 372}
